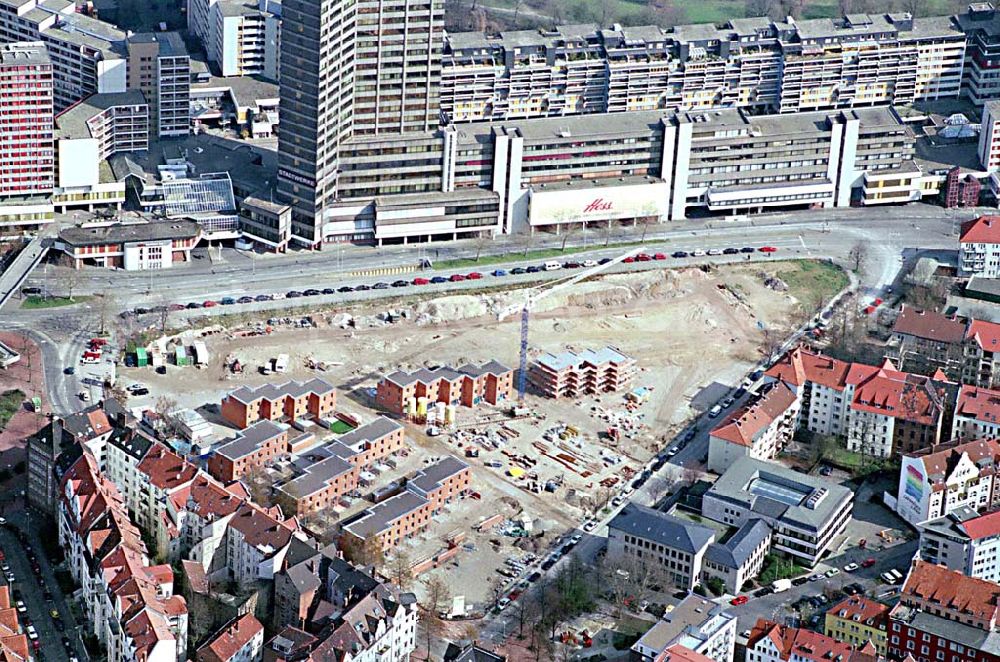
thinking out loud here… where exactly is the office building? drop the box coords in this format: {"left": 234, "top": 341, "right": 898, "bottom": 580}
{"left": 0, "top": 42, "right": 54, "bottom": 232}
{"left": 918, "top": 505, "right": 1000, "bottom": 582}
{"left": 980, "top": 101, "right": 1000, "bottom": 171}
{"left": 607, "top": 503, "right": 716, "bottom": 591}
{"left": 631, "top": 595, "right": 736, "bottom": 662}
{"left": 701, "top": 519, "right": 772, "bottom": 595}
{"left": 55, "top": 219, "right": 202, "bottom": 270}
{"left": 701, "top": 456, "right": 854, "bottom": 566}
{"left": 127, "top": 32, "right": 191, "bottom": 138}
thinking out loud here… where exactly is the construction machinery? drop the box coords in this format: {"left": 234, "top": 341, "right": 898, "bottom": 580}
{"left": 496, "top": 247, "right": 644, "bottom": 402}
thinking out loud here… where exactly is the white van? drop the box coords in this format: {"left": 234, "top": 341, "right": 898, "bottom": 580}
{"left": 543, "top": 261, "right": 562, "bottom": 271}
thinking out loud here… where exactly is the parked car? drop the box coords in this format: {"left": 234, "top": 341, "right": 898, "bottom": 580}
{"left": 169, "top": 303, "right": 186, "bottom": 311}
{"left": 286, "top": 291, "right": 303, "bottom": 298}
{"left": 563, "top": 261, "right": 582, "bottom": 269}
{"left": 740, "top": 247, "right": 756, "bottom": 253}
{"left": 220, "top": 297, "right": 236, "bottom": 305}
{"left": 672, "top": 251, "right": 689, "bottom": 258}
{"left": 373, "top": 282, "right": 390, "bottom": 289}
{"left": 582, "top": 260, "right": 598, "bottom": 267}
{"left": 63, "top": 366, "right": 75, "bottom": 375}
{"left": 861, "top": 558, "right": 877, "bottom": 568}
{"left": 391, "top": 280, "right": 409, "bottom": 287}
{"left": 449, "top": 274, "right": 466, "bottom": 282}
{"left": 730, "top": 595, "right": 748, "bottom": 606}
{"left": 203, "top": 300, "right": 219, "bottom": 307}
{"left": 255, "top": 294, "right": 272, "bottom": 302}
{"left": 338, "top": 286, "right": 356, "bottom": 292}
{"left": 303, "top": 289, "right": 321, "bottom": 296}
{"left": 430, "top": 276, "right": 448, "bottom": 284}
{"left": 844, "top": 562, "right": 859, "bottom": 572}
{"left": 691, "top": 250, "right": 706, "bottom": 257}
{"left": 356, "top": 284, "right": 371, "bottom": 291}
{"left": 653, "top": 253, "right": 666, "bottom": 260}
{"left": 322, "top": 288, "right": 336, "bottom": 295}
{"left": 237, "top": 296, "right": 254, "bottom": 304}
{"left": 412, "top": 278, "right": 430, "bottom": 285}
{"left": 492, "top": 269, "right": 508, "bottom": 277}
{"left": 826, "top": 568, "right": 840, "bottom": 577}
{"left": 759, "top": 246, "right": 779, "bottom": 253}
{"left": 636, "top": 253, "right": 652, "bottom": 262}
{"left": 466, "top": 272, "right": 482, "bottom": 280}
{"left": 599, "top": 257, "right": 612, "bottom": 265}
{"left": 723, "top": 247, "right": 739, "bottom": 254}
{"left": 707, "top": 248, "right": 723, "bottom": 256}
{"left": 526, "top": 265, "right": 541, "bottom": 273}
{"left": 511, "top": 267, "right": 526, "bottom": 275}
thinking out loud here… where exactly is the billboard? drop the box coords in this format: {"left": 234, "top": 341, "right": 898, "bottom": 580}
{"left": 528, "top": 181, "right": 669, "bottom": 226}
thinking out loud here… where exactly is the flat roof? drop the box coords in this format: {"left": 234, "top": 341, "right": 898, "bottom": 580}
{"left": 215, "top": 419, "right": 285, "bottom": 461}
{"left": 59, "top": 219, "right": 201, "bottom": 247}
{"left": 0, "top": 42, "right": 49, "bottom": 66}
{"left": 533, "top": 346, "right": 632, "bottom": 372}
{"left": 705, "top": 456, "right": 853, "bottom": 530}
{"left": 55, "top": 90, "right": 147, "bottom": 140}
{"left": 407, "top": 456, "right": 469, "bottom": 495}
{"left": 193, "top": 75, "right": 279, "bottom": 108}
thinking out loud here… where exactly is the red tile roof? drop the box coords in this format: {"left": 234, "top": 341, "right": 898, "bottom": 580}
{"left": 901, "top": 560, "right": 1000, "bottom": 625}
{"left": 138, "top": 444, "right": 198, "bottom": 491}
{"left": 711, "top": 382, "right": 797, "bottom": 446}
{"left": 892, "top": 306, "right": 967, "bottom": 344}
{"left": 747, "top": 619, "right": 860, "bottom": 662}
{"left": 228, "top": 503, "right": 294, "bottom": 554}
{"left": 959, "top": 509, "right": 1000, "bottom": 540}
{"left": 955, "top": 385, "right": 1000, "bottom": 425}
{"left": 966, "top": 318, "right": 1000, "bottom": 352}
{"left": 909, "top": 438, "right": 1000, "bottom": 484}
{"left": 850, "top": 372, "right": 942, "bottom": 426}
{"left": 961, "top": 215, "right": 1000, "bottom": 244}
{"left": 764, "top": 347, "right": 850, "bottom": 391}
{"left": 827, "top": 596, "right": 890, "bottom": 626}
{"left": 656, "top": 644, "right": 716, "bottom": 662}
{"left": 196, "top": 613, "right": 263, "bottom": 662}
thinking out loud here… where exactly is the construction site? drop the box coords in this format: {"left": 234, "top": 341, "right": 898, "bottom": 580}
{"left": 116, "top": 259, "right": 839, "bottom": 606}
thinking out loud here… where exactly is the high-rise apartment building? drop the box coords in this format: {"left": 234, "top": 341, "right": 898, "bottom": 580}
{"left": 187, "top": 0, "right": 281, "bottom": 79}
{"left": 0, "top": 42, "right": 55, "bottom": 230}
{"left": 126, "top": 32, "right": 191, "bottom": 138}
{"left": 0, "top": 0, "right": 127, "bottom": 110}
{"left": 276, "top": 0, "right": 444, "bottom": 244}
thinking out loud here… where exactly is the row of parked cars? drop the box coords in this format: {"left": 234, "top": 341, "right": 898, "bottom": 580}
{"left": 129, "top": 245, "right": 784, "bottom": 317}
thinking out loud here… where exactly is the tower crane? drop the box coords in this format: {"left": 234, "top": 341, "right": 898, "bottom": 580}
{"left": 496, "top": 246, "right": 645, "bottom": 403}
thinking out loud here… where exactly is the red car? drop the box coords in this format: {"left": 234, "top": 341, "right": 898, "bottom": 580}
{"left": 636, "top": 253, "right": 652, "bottom": 262}
{"left": 861, "top": 558, "right": 877, "bottom": 568}
{"left": 412, "top": 277, "right": 429, "bottom": 285}
{"left": 449, "top": 274, "right": 466, "bottom": 282}
{"left": 623, "top": 256, "right": 636, "bottom": 263}
{"left": 730, "top": 595, "right": 748, "bottom": 606}
{"left": 758, "top": 246, "right": 778, "bottom": 253}
{"left": 203, "top": 300, "right": 218, "bottom": 307}
{"left": 467, "top": 272, "right": 483, "bottom": 280}
{"left": 653, "top": 253, "right": 666, "bottom": 260}
{"left": 89, "top": 338, "right": 108, "bottom": 347}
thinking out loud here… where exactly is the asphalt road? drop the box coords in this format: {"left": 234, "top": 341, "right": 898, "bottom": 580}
{"left": 0, "top": 512, "right": 86, "bottom": 662}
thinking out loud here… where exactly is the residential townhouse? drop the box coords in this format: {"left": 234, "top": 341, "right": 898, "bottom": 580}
{"left": 825, "top": 596, "right": 890, "bottom": 655}
{"left": 918, "top": 505, "right": 1000, "bottom": 582}
{"left": 888, "top": 560, "right": 1000, "bottom": 662}
{"left": 631, "top": 595, "right": 736, "bottom": 662}
{"left": 268, "top": 547, "right": 418, "bottom": 661}
{"left": 952, "top": 384, "right": 1000, "bottom": 441}
{"left": 708, "top": 382, "right": 799, "bottom": 473}
{"left": 764, "top": 347, "right": 954, "bottom": 458}
{"left": 958, "top": 211, "right": 1000, "bottom": 278}
{"left": 341, "top": 491, "right": 433, "bottom": 552}
{"left": 894, "top": 438, "right": 1000, "bottom": 526}
{"left": 221, "top": 379, "right": 336, "bottom": 429}
{"left": 404, "top": 456, "right": 471, "bottom": 513}
{"left": 0, "top": 586, "right": 31, "bottom": 662}
{"left": 702, "top": 457, "right": 854, "bottom": 567}
{"left": 272, "top": 417, "right": 405, "bottom": 517}
{"left": 376, "top": 361, "right": 514, "bottom": 415}
{"left": 964, "top": 318, "right": 1000, "bottom": 389}
{"left": 225, "top": 502, "right": 298, "bottom": 584}
{"left": 58, "top": 451, "right": 189, "bottom": 662}
{"left": 208, "top": 420, "right": 289, "bottom": 482}
{"left": 748, "top": 619, "right": 882, "bottom": 662}
{"left": 528, "top": 346, "right": 636, "bottom": 399}
{"left": 701, "top": 519, "right": 772, "bottom": 595}
{"left": 196, "top": 613, "right": 264, "bottom": 662}
{"left": 607, "top": 503, "right": 715, "bottom": 592}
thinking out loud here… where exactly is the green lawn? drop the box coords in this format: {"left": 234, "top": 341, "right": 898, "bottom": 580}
{"left": 778, "top": 260, "right": 850, "bottom": 310}
{"left": 0, "top": 390, "right": 25, "bottom": 433}
{"left": 22, "top": 295, "right": 89, "bottom": 309}
{"left": 758, "top": 554, "right": 807, "bottom": 584}
{"left": 330, "top": 420, "right": 356, "bottom": 434}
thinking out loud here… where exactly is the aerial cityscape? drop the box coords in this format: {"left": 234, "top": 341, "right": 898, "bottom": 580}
{"left": 9, "top": 0, "right": 1000, "bottom": 659}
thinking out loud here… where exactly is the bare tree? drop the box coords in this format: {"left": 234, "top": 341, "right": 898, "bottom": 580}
{"left": 744, "top": 0, "right": 773, "bottom": 16}
{"left": 899, "top": 0, "right": 926, "bottom": 16}
{"left": 96, "top": 290, "right": 116, "bottom": 336}
{"left": 559, "top": 224, "right": 578, "bottom": 252}
{"left": 59, "top": 255, "right": 81, "bottom": 301}
{"left": 387, "top": 550, "right": 413, "bottom": 591}
{"left": 420, "top": 575, "right": 451, "bottom": 660}
{"left": 154, "top": 395, "right": 180, "bottom": 436}
{"left": 473, "top": 233, "right": 491, "bottom": 262}
{"left": 847, "top": 242, "right": 869, "bottom": 274}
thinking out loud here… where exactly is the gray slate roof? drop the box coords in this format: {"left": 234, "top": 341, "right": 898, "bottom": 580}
{"left": 704, "top": 519, "right": 771, "bottom": 569}
{"left": 609, "top": 503, "right": 715, "bottom": 554}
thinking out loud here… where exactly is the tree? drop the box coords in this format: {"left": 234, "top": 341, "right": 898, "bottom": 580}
{"left": 59, "top": 255, "right": 81, "bottom": 301}
{"left": 744, "top": 0, "right": 773, "bottom": 17}
{"left": 473, "top": 233, "right": 491, "bottom": 262}
{"left": 559, "top": 224, "right": 578, "bottom": 252}
{"left": 705, "top": 576, "right": 725, "bottom": 596}
{"left": 419, "top": 575, "right": 451, "bottom": 660}
{"left": 387, "top": 550, "right": 413, "bottom": 591}
{"left": 96, "top": 290, "right": 116, "bottom": 336}
{"left": 600, "top": 553, "right": 669, "bottom": 617}
{"left": 154, "top": 395, "right": 180, "bottom": 437}
{"left": 899, "top": 0, "right": 926, "bottom": 16}
{"left": 847, "top": 242, "right": 869, "bottom": 274}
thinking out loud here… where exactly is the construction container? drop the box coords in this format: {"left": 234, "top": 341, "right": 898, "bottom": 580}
{"left": 445, "top": 404, "right": 456, "bottom": 425}
{"left": 406, "top": 397, "right": 417, "bottom": 416}
{"left": 135, "top": 347, "right": 149, "bottom": 367}
{"left": 416, "top": 397, "right": 428, "bottom": 418}
{"left": 175, "top": 346, "right": 189, "bottom": 366}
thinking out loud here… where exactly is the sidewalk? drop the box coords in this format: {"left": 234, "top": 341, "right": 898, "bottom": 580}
{"left": 0, "top": 236, "right": 49, "bottom": 311}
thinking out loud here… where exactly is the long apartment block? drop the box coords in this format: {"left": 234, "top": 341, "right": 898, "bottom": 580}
{"left": 376, "top": 361, "right": 514, "bottom": 415}
{"left": 441, "top": 13, "right": 966, "bottom": 123}
{"left": 528, "top": 346, "right": 635, "bottom": 398}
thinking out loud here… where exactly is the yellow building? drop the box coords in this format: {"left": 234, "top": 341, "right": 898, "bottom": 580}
{"left": 824, "top": 596, "right": 889, "bottom": 655}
